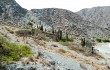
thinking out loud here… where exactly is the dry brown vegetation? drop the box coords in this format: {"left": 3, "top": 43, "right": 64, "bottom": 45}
{"left": 6, "top": 27, "right": 14, "bottom": 34}
{"left": 60, "top": 42, "right": 103, "bottom": 58}
{"left": 59, "top": 49, "right": 67, "bottom": 53}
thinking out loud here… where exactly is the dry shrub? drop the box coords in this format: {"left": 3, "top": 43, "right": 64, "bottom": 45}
{"left": 69, "top": 45, "right": 92, "bottom": 56}
{"left": 59, "top": 49, "right": 67, "bottom": 53}
{"left": 6, "top": 27, "right": 14, "bottom": 34}
{"left": 15, "top": 30, "right": 31, "bottom": 37}
{"left": 60, "top": 42, "right": 92, "bottom": 56}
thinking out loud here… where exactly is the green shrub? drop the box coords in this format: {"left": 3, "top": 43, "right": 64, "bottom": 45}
{"left": 31, "top": 29, "right": 43, "bottom": 35}
{"left": 61, "top": 36, "right": 67, "bottom": 42}
{"left": 31, "top": 29, "right": 36, "bottom": 34}
{"left": 102, "top": 39, "right": 110, "bottom": 42}
{"left": 61, "top": 36, "right": 74, "bottom": 42}
{"left": 96, "top": 39, "right": 110, "bottom": 43}
{"left": 68, "top": 38, "right": 74, "bottom": 42}
{"left": 96, "top": 39, "right": 102, "bottom": 42}
{"left": 0, "top": 35, "right": 33, "bottom": 63}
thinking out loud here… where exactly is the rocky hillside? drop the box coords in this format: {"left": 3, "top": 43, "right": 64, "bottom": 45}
{"left": 0, "top": 25, "right": 108, "bottom": 70}
{"left": 21, "top": 8, "right": 110, "bottom": 39}
{"left": 77, "top": 6, "right": 110, "bottom": 30}
{"left": 1, "top": 0, "right": 110, "bottom": 39}
{"left": 1, "top": 0, "right": 110, "bottom": 70}
{"left": 0, "top": 0, "right": 27, "bottom": 26}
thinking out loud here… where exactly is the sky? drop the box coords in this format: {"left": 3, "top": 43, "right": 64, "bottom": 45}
{"left": 15, "top": 0, "right": 110, "bottom": 12}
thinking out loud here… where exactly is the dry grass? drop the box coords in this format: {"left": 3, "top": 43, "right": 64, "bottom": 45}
{"left": 69, "top": 45, "right": 92, "bottom": 56}
{"left": 59, "top": 49, "right": 67, "bottom": 53}
{"left": 6, "top": 27, "right": 14, "bottom": 34}
{"left": 60, "top": 42, "right": 102, "bottom": 57}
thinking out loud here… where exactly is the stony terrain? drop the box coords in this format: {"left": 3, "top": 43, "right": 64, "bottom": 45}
{"left": 1, "top": 0, "right": 110, "bottom": 70}
{"left": 0, "top": 24, "right": 109, "bottom": 70}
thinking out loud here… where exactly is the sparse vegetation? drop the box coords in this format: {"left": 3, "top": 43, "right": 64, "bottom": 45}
{"left": 0, "top": 35, "right": 33, "bottom": 64}
{"left": 15, "top": 29, "right": 31, "bottom": 37}
{"left": 56, "top": 29, "right": 73, "bottom": 42}
{"left": 96, "top": 38, "right": 110, "bottom": 43}
{"left": 61, "top": 36, "right": 74, "bottom": 42}
{"left": 102, "top": 39, "right": 110, "bottom": 42}
{"left": 31, "top": 29, "right": 36, "bottom": 35}
{"left": 59, "top": 49, "right": 67, "bottom": 53}
{"left": 6, "top": 27, "right": 14, "bottom": 34}
{"left": 60, "top": 41, "right": 94, "bottom": 56}
{"left": 96, "top": 39, "right": 102, "bottom": 42}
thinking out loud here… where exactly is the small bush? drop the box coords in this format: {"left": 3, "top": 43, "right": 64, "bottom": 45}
{"left": 68, "top": 38, "right": 74, "bottom": 42}
{"left": 31, "top": 29, "right": 42, "bottom": 35}
{"left": 96, "top": 39, "right": 102, "bottom": 42}
{"left": 102, "top": 39, "right": 110, "bottom": 42}
{"left": 31, "top": 29, "right": 36, "bottom": 34}
{"left": 15, "top": 30, "right": 31, "bottom": 37}
{"left": 96, "top": 39, "right": 110, "bottom": 43}
{"left": 6, "top": 28, "right": 14, "bottom": 34}
{"left": 59, "top": 49, "right": 67, "bottom": 53}
{"left": 61, "top": 36, "right": 74, "bottom": 42}
{"left": 0, "top": 35, "right": 33, "bottom": 63}
{"left": 61, "top": 36, "right": 67, "bottom": 42}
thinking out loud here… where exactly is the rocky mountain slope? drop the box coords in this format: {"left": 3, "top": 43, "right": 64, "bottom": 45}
{"left": 0, "top": 0, "right": 110, "bottom": 39}
{"left": 77, "top": 6, "right": 110, "bottom": 30}
{"left": 0, "top": 25, "right": 108, "bottom": 70}
{"left": 21, "top": 8, "right": 110, "bottom": 39}
{"left": 0, "top": 0, "right": 27, "bottom": 26}
{"left": 1, "top": 0, "right": 110, "bottom": 70}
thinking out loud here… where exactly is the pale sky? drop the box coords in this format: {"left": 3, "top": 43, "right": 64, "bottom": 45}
{"left": 15, "top": 0, "right": 110, "bottom": 12}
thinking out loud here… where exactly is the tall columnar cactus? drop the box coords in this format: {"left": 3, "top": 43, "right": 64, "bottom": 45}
{"left": 52, "top": 26, "right": 55, "bottom": 34}
{"left": 81, "top": 38, "right": 86, "bottom": 47}
{"left": 57, "top": 28, "right": 62, "bottom": 40}
{"left": 66, "top": 32, "right": 69, "bottom": 41}
{"left": 40, "top": 25, "right": 43, "bottom": 31}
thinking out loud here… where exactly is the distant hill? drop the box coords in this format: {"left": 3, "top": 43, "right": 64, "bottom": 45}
{"left": 77, "top": 6, "right": 110, "bottom": 30}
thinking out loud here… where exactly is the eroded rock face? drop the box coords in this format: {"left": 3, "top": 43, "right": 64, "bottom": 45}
{"left": 77, "top": 6, "right": 110, "bottom": 30}
{"left": 20, "top": 8, "right": 110, "bottom": 38}
{"left": 0, "top": 0, "right": 27, "bottom": 26}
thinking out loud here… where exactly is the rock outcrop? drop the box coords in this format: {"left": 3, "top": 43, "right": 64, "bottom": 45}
{"left": 77, "top": 6, "right": 110, "bottom": 30}
{"left": 0, "top": 0, "right": 27, "bottom": 26}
